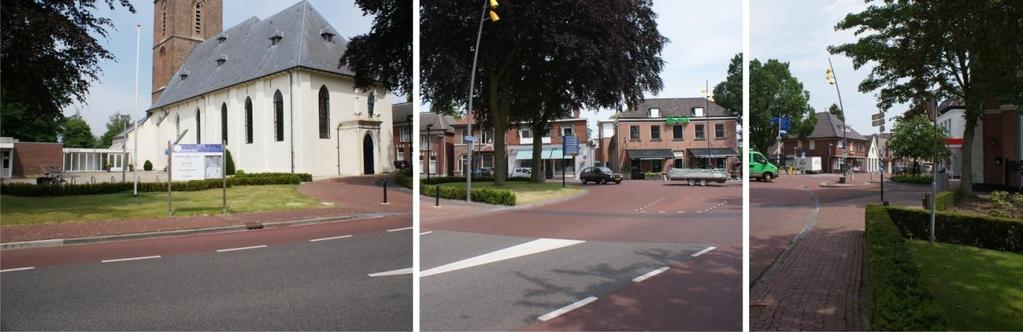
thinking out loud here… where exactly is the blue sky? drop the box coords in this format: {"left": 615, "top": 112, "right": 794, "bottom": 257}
{"left": 751, "top": 0, "right": 905, "bottom": 136}
{"left": 67, "top": 0, "right": 378, "bottom": 135}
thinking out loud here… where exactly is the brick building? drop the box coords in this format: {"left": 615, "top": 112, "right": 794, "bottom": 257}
{"left": 779, "top": 112, "right": 868, "bottom": 173}
{"left": 420, "top": 112, "right": 456, "bottom": 177}
{"left": 604, "top": 98, "right": 739, "bottom": 178}
{"left": 392, "top": 102, "right": 413, "bottom": 169}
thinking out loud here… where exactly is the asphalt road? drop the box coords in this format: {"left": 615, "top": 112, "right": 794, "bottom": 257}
{"left": 422, "top": 179, "right": 742, "bottom": 331}
{"left": 1, "top": 216, "right": 412, "bottom": 331}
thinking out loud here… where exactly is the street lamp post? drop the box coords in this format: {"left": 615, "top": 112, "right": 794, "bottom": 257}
{"left": 701, "top": 80, "right": 715, "bottom": 169}
{"left": 426, "top": 124, "right": 433, "bottom": 180}
{"left": 825, "top": 58, "right": 849, "bottom": 179}
{"left": 406, "top": 114, "right": 413, "bottom": 168}
{"left": 464, "top": 0, "right": 499, "bottom": 201}
{"left": 828, "top": 143, "right": 834, "bottom": 173}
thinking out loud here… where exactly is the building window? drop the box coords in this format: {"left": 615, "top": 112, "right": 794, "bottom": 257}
{"left": 175, "top": 114, "right": 180, "bottom": 136}
{"left": 630, "top": 126, "right": 640, "bottom": 141}
{"left": 367, "top": 91, "right": 376, "bottom": 117}
{"left": 650, "top": 125, "right": 660, "bottom": 141}
{"left": 420, "top": 135, "right": 430, "bottom": 150}
{"left": 483, "top": 128, "right": 495, "bottom": 144}
{"left": 195, "top": 109, "right": 201, "bottom": 143}
{"left": 809, "top": 140, "right": 815, "bottom": 150}
{"left": 715, "top": 123, "right": 725, "bottom": 138}
{"left": 321, "top": 32, "right": 334, "bottom": 43}
{"left": 399, "top": 127, "right": 410, "bottom": 143}
{"left": 273, "top": 90, "right": 284, "bottom": 142}
{"left": 674, "top": 158, "right": 684, "bottom": 168}
{"left": 649, "top": 107, "right": 660, "bottom": 118}
{"left": 270, "top": 36, "right": 282, "bottom": 46}
{"left": 562, "top": 127, "right": 575, "bottom": 137}
{"left": 482, "top": 154, "right": 494, "bottom": 168}
{"left": 672, "top": 125, "right": 684, "bottom": 140}
{"left": 694, "top": 107, "right": 705, "bottom": 117}
{"left": 521, "top": 128, "right": 532, "bottom": 139}
{"left": 221, "top": 103, "right": 227, "bottom": 144}
{"left": 245, "top": 97, "right": 253, "bottom": 144}
{"left": 695, "top": 124, "right": 705, "bottom": 140}
{"left": 652, "top": 161, "right": 662, "bottom": 173}
{"left": 318, "top": 86, "right": 330, "bottom": 139}
{"left": 396, "top": 147, "right": 404, "bottom": 161}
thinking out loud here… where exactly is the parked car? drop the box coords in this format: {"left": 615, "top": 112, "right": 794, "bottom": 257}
{"left": 509, "top": 167, "right": 532, "bottom": 178}
{"left": 471, "top": 167, "right": 494, "bottom": 177}
{"left": 580, "top": 166, "right": 623, "bottom": 184}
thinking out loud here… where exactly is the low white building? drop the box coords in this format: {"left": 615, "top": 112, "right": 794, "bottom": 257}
{"left": 124, "top": 2, "right": 393, "bottom": 177}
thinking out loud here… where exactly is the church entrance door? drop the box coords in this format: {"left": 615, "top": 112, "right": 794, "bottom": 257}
{"left": 363, "top": 133, "right": 374, "bottom": 175}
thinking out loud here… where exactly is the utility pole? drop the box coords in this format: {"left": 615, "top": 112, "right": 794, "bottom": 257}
{"left": 133, "top": 24, "right": 141, "bottom": 195}
{"left": 464, "top": 0, "right": 500, "bottom": 201}
{"left": 826, "top": 58, "right": 849, "bottom": 179}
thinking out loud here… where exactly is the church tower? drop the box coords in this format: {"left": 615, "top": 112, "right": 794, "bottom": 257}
{"left": 152, "top": 0, "right": 223, "bottom": 104}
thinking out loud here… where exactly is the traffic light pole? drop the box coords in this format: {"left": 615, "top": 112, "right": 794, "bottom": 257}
{"left": 465, "top": 0, "right": 489, "bottom": 202}
{"left": 827, "top": 58, "right": 849, "bottom": 179}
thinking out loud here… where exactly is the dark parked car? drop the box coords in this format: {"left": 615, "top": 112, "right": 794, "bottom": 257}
{"left": 580, "top": 166, "right": 623, "bottom": 184}
{"left": 471, "top": 167, "right": 494, "bottom": 177}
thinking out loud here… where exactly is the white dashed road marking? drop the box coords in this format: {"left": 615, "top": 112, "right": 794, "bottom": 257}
{"left": 420, "top": 231, "right": 434, "bottom": 235}
{"left": 101, "top": 255, "right": 161, "bottom": 263}
{"left": 368, "top": 267, "right": 413, "bottom": 277}
{"left": 387, "top": 226, "right": 413, "bottom": 232}
{"left": 217, "top": 245, "right": 267, "bottom": 253}
{"left": 691, "top": 246, "right": 717, "bottom": 257}
{"left": 0, "top": 267, "right": 35, "bottom": 273}
{"left": 632, "top": 266, "right": 669, "bottom": 283}
{"left": 309, "top": 235, "right": 352, "bottom": 242}
{"left": 537, "top": 296, "right": 599, "bottom": 321}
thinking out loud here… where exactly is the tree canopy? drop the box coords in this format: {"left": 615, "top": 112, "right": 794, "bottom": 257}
{"left": 713, "top": 53, "right": 743, "bottom": 138}
{"left": 98, "top": 113, "right": 132, "bottom": 148}
{"left": 60, "top": 115, "right": 97, "bottom": 148}
{"left": 341, "top": 0, "right": 412, "bottom": 97}
{"left": 830, "top": 0, "right": 1022, "bottom": 193}
{"left": 0, "top": 0, "right": 135, "bottom": 142}
{"left": 421, "top": 0, "right": 666, "bottom": 185}
{"left": 887, "top": 114, "right": 949, "bottom": 174}
{"left": 749, "top": 58, "right": 817, "bottom": 154}
{"left": 828, "top": 103, "right": 844, "bottom": 121}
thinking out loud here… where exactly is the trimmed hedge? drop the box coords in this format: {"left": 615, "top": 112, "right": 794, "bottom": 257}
{"left": 933, "top": 188, "right": 964, "bottom": 211}
{"left": 885, "top": 206, "right": 1023, "bottom": 253}
{"left": 393, "top": 169, "right": 413, "bottom": 189}
{"left": 892, "top": 174, "right": 932, "bottom": 184}
{"left": 228, "top": 174, "right": 300, "bottom": 186}
{"left": 420, "top": 176, "right": 531, "bottom": 185}
{"left": 863, "top": 205, "right": 946, "bottom": 331}
{"left": 233, "top": 172, "right": 312, "bottom": 182}
{"left": 421, "top": 183, "right": 516, "bottom": 206}
{"left": 0, "top": 179, "right": 230, "bottom": 197}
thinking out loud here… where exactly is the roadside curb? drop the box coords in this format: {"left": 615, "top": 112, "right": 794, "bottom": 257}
{"left": 819, "top": 181, "right": 871, "bottom": 187}
{"left": 0, "top": 214, "right": 364, "bottom": 251}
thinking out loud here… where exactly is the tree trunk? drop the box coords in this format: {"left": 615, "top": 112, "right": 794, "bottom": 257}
{"left": 959, "top": 97, "right": 980, "bottom": 196}
{"left": 531, "top": 122, "right": 544, "bottom": 183}
{"left": 489, "top": 76, "right": 508, "bottom": 187}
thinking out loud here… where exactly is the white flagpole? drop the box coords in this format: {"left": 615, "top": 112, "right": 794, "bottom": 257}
{"left": 132, "top": 24, "right": 141, "bottom": 195}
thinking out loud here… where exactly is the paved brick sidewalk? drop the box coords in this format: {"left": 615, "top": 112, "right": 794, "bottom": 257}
{"left": 2, "top": 175, "right": 409, "bottom": 243}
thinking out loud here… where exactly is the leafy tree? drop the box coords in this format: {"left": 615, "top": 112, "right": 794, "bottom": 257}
{"left": 830, "top": 0, "right": 1023, "bottom": 194}
{"left": 60, "top": 115, "right": 96, "bottom": 148}
{"left": 422, "top": 0, "right": 666, "bottom": 185}
{"left": 828, "top": 103, "right": 844, "bottom": 121}
{"left": 749, "top": 58, "right": 817, "bottom": 154}
{"left": 225, "top": 149, "right": 236, "bottom": 175}
{"left": 887, "top": 114, "right": 949, "bottom": 175}
{"left": 0, "top": 0, "right": 135, "bottom": 142}
{"left": 341, "top": 0, "right": 412, "bottom": 96}
{"left": 98, "top": 113, "right": 131, "bottom": 148}
{"left": 713, "top": 53, "right": 743, "bottom": 141}
{"left": 143, "top": 160, "right": 153, "bottom": 171}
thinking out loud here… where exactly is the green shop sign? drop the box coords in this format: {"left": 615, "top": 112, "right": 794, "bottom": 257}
{"left": 665, "top": 116, "right": 689, "bottom": 125}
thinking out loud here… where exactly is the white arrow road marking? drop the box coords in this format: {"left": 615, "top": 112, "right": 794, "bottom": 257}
{"left": 217, "top": 245, "right": 267, "bottom": 252}
{"left": 420, "top": 238, "right": 585, "bottom": 277}
{"left": 309, "top": 235, "right": 352, "bottom": 242}
{"left": 691, "top": 246, "right": 717, "bottom": 257}
{"left": 1, "top": 267, "right": 34, "bottom": 273}
{"left": 419, "top": 231, "right": 433, "bottom": 235}
{"left": 387, "top": 226, "right": 413, "bottom": 232}
{"left": 632, "top": 266, "right": 669, "bottom": 282}
{"left": 537, "top": 296, "right": 599, "bottom": 321}
{"left": 368, "top": 267, "right": 413, "bottom": 277}
{"left": 102, "top": 255, "right": 161, "bottom": 263}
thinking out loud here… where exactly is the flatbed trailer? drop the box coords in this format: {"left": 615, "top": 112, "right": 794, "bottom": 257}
{"left": 665, "top": 168, "right": 729, "bottom": 186}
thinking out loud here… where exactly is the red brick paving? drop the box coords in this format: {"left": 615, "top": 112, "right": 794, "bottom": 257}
{"left": 2, "top": 175, "right": 410, "bottom": 243}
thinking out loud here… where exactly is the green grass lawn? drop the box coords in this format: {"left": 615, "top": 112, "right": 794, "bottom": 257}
{"left": 439, "top": 181, "right": 582, "bottom": 205}
{"left": 907, "top": 240, "right": 1023, "bottom": 330}
{"left": 1, "top": 185, "right": 322, "bottom": 225}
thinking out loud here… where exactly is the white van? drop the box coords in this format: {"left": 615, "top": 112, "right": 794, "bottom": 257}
{"left": 509, "top": 167, "right": 532, "bottom": 178}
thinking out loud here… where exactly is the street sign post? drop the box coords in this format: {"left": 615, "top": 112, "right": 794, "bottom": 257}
{"left": 563, "top": 136, "right": 580, "bottom": 188}
{"left": 871, "top": 113, "right": 885, "bottom": 127}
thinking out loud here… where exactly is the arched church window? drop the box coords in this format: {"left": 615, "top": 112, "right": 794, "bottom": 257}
{"left": 274, "top": 90, "right": 284, "bottom": 142}
{"left": 245, "top": 97, "right": 253, "bottom": 144}
{"left": 221, "top": 103, "right": 227, "bottom": 144}
{"left": 319, "top": 86, "right": 330, "bottom": 139}
{"left": 195, "top": 108, "right": 201, "bottom": 143}
{"left": 367, "top": 91, "right": 375, "bottom": 117}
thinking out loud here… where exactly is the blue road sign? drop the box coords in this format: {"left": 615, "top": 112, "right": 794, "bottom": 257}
{"left": 563, "top": 136, "right": 580, "bottom": 156}
{"left": 771, "top": 117, "right": 791, "bottom": 132}
{"left": 464, "top": 136, "right": 476, "bottom": 142}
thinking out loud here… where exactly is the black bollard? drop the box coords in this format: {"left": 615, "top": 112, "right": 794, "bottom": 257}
{"left": 435, "top": 184, "right": 440, "bottom": 207}
{"left": 382, "top": 180, "right": 388, "bottom": 203}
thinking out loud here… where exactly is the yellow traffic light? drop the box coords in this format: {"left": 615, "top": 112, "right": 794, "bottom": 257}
{"left": 489, "top": 10, "right": 500, "bottom": 22}
{"left": 489, "top": 0, "right": 499, "bottom": 9}
{"left": 824, "top": 68, "right": 835, "bottom": 85}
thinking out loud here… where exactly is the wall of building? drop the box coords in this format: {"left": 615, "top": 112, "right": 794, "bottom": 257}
{"left": 12, "top": 142, "right": 64, "bottom": 177}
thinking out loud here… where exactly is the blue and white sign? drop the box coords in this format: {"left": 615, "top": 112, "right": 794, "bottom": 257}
{"left": 563, "top": 136, "right": 580, "bottom": 156}
{"left": 464, "top": 136, "right": 477, "bottom": 142}
{"left": 771, "top": 117, "right": 791, "bottom": 133}
{"left": 171, "top": 144, "right": 224, "bottom": 181}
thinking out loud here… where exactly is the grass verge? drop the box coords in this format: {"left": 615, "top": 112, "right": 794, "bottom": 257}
{"left": 438, "top": 181, "right": 582, "bottom": 205}
{"left": 907, "top": 240, "right": 1023, "bottom": 330}
{"left": 1, "top": 185, "right": 321, "bottom": 225}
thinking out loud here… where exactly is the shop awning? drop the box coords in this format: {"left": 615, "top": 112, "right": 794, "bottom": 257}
{"left": 515, "top": 148, "right": 570, "bottom": 160}
{"left": 627, "top": 149, "right": 674, "bottom": 160}
{"left": 688, "top": 148, "right": 738, "bottom": 158}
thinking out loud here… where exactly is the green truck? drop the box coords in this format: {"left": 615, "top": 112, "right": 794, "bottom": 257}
{"left": 749, "top": 151, "right": 778, "bottom": 182}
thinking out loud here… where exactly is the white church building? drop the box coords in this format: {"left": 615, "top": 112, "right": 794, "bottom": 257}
{"left": 123, "top": 0, "right": 394, "bottom": 177}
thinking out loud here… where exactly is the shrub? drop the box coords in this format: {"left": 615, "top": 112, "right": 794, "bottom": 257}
{"left": 892, "top": 174, "right": 932, "bottom": 184}
{"left": 420, "top": 176, "right": 530, "bottom": 185}
{"left": 393, "top": 169, "right": 413, "bottom": 188}
{"left": 232, "top": 172, "right": 312, "bottom": 182}
{"left": 420, "top": 183, "right": 516, "bottom": 206}
{"left": 863, "top": 205, "right": 946, "bottom": 331}
{"left": 885, "top": 206, "right": 1023, "bottom": 253}
{"left": 229, "top": 174, "right": 300, "bottom": 186}
{"left": 988, "top": 191, "right": 1023, "bottom": 218}
{"left": 143, "top": 160, "right": 153, "bottom": 171}
{"left": 225, "top": 150, "right": 235, "bottom": 175}
{"left": 235, "top": 169, "right": 246, "bottom": 176}
{"left": 933, "top": 188, "right": 964, "bottom": 211}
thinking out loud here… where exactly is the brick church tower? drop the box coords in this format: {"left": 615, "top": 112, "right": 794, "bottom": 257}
{"left": 152, "top": 0, "right": 223, "bottom": 103}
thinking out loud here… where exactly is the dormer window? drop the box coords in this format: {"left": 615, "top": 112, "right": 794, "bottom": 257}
{"left": 269, "top": 31, "right": 283, "bottom": 47}
{"left": 649, "top": 107, "right": 660, "bottom": 118}
{"left": 217, "top": 35, "right": 227, "bottom": 44}
{"left": 319, "top": 28, "right": 335, "bottom": 43}
{"left": 216, "top": 54, "right": 227, "bottom": 67}
{"left": 179, "top": 70, "right": 190, "bottom": 80}
{"left": 694, "top": 107, "right": 705, "bottom": 117}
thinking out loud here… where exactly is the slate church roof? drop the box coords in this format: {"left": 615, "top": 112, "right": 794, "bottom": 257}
{"left": 151, "top": 1, "right": 353, "bottom": 110}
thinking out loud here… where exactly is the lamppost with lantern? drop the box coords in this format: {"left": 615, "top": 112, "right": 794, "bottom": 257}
{"left": 825, "top": 58, "right": 849, "bottom": 179}
{"left": 700, "top": 80, "right": 715, "bottom": 169}
{"left": 425, "top": 124, "right": 434, "bottom": 180}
